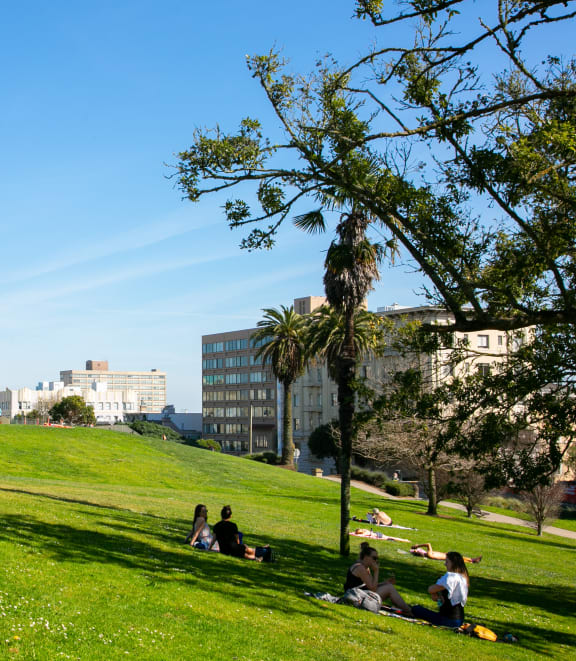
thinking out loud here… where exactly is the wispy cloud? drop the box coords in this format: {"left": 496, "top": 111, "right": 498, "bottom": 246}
{"left": 4, "top": 210, "right": 222, "bottom": 285}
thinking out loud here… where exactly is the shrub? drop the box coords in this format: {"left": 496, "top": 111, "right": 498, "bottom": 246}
{"left": 482, "top": 495, "right": 526, "bottom": 513}
{"left": 246, "top": 453, "right": 269, "bottom": 463}
{"left": 191, "top": 438, "right": 222, "bottom": 452}
{"left": 245, "top": 452, "right": 281, "bottom": 464}
{"left": 351, "top": 467, "right": 387, "bottom": 488}
{"left": 382, "top": 481, "right": 416, "bottom": 497}
{"left": 262, "top": 451, "right": 280, "bottom": 465}
{"left": 128, "top": 421, "right": 183, "bottom": 442}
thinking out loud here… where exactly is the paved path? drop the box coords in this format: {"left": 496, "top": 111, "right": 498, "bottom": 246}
{"left": 324, "top": 475, "right": 576, "bottom": 540}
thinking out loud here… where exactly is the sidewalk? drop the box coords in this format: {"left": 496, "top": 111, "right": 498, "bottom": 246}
{"left": 324, "top": 475, "right": 576, "bottom": 540}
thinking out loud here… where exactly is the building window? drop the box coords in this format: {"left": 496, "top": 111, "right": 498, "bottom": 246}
{"left": 255, "top": 435, "right": 269, "bottom": 449}
{"left": 225, "top": 356, "right": 248, "bottom": 368}
{"left": 251, "top": 335, "right": 270, "bottom": 349}
{"left": 225, "top": 373, "right": 249, "bottom": 385}
{"left": 294, "top": 417, "right": 301, "bottom": 431}
{"left": 293, "top": 393, "right": 299, "bottom": 406}
{"left": 202, "top": 358, "right": 223, "bottom": 369}
{"left": 498, "top": 335, "right": 504, "bottom": 346}
{"left": 478, "top": 335, "right": 489, "bottom": 348}
{"left": 477, "top": 363, "right": 491, "bottom": 377}
{"left": 225, "top": 339, "right": 248, "bottom": 351}
{"left": 331, "top": 393, "right": 337, "bottom": 406}
{"left": 202, "top": 342, "right": 224, "bottom": 353}
{"left": 203, "top": 374, "right": 225, "bottom": 385}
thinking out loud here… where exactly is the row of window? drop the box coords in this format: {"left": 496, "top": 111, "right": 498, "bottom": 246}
{"left": 203, "top": 372, "right": 272, "bottom": 385}
{"left": 202, "top": 338, "right": 250, "bottom": 354}
{"left": 202, "top": 355, "right": 271, "bottom": 370}
{"left": 203, "top": 423, "right": 249, "bottom": 434}
{"left": 203, "top": 388, "right": 275, "bottom": 402}
{"left": 203, "top": 406, "right": 275, "bottom": 418}
{"left": 202, "top": 336, "right": 273, "bottom": 354}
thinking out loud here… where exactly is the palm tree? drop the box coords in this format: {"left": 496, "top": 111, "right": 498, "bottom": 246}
{"left": 298, "top": 209, "right": 383, "bottom": 554}
{"left": 307, "top": 303, "right": 384, "bottom": 555}
{"left": 251, "top": 305, "right": 308, "bottom": 467}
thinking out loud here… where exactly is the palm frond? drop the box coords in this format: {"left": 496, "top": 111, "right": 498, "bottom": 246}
{"left": 293, "top": 209, "right": 326, "bottom": 234}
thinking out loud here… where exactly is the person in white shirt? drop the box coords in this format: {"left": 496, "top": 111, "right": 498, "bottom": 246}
{"left": 411, "top": 551, "right": 469, "bottom": 627}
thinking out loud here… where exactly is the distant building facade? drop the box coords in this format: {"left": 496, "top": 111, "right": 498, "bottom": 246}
{"left": 202, "top": 298, "right": 529, "bottom": 473}
{"left": 60, "top": 360, "right": 167, "bottom": 413}
{"left": 0, "top": 380, "right": 141, "bottom": 424}
{"left": 0, "top": 360, "right": 168, "bottom": 424}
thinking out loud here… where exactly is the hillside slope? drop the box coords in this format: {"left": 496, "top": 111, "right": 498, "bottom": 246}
{"left": 0, "top": 426, "right": 573, "bottom": 660}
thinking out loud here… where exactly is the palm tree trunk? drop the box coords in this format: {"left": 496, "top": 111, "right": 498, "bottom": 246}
{"left": 427, "top": 465, "right": 438, "bottom": 515}
{"left": 281, "top": 381, "right": 294, "bottom": 466}
{"left": 338, "top": 310, "right": 357, "bottom": 556}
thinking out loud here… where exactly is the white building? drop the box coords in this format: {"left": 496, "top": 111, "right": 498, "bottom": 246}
{"left": 0, "top": 380, "right": 142, "bottom": 424}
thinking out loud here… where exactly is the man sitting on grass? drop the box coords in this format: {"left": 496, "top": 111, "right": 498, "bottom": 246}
{"left": 212, "top": 505, "right": 261, "bottom": 561}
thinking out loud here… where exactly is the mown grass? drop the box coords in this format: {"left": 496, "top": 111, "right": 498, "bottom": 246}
{"left": 0, "top": 426, "right": 574, "bottom": 660}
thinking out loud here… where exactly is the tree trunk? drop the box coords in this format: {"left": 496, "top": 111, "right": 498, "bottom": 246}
{"left": 427, "top": 465, "right": 438, "bottom": 515}
{"left": 281, "top": 381, "right": 294, "bottom": 467}
{"left": 338, "top": 310, "right": 357, "bottom": 556}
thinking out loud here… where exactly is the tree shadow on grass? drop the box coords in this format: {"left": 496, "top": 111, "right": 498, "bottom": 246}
{"left": 0, "top": 486, "right": 141, "bottom": 515}
{"left": 1, "top": 492, "right": 575, "bottom": 654}
{"left": 0, "top": 505, "right": 350, "bottom": 624}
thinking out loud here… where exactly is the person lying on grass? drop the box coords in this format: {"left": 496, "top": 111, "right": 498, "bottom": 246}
{"left": 184, "top": 504, "right": 218, "bottom": 551}
{"left": 211, "top": 505, "right": 263, "bottom": 561}
{"left": 344, "top": 542, "right": 412, "bottom": 616}
{"left": 351, "top": 528, "right": 411, "bottom": 543}
{"left": 411, "top": 551, "right": 469, "bottom": 627}
{"left": 410, "top": 543, "right": 481, "bottom": 564}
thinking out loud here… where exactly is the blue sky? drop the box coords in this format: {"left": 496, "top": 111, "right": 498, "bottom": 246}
{"left": 1, "top": 1, "right": 569, "bottom": 410}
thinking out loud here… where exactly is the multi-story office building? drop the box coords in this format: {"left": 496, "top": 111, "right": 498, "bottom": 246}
{"left": 201, "top": 328, "right": 279, "bottom": 453}
{"left": 201, "top": 297, "right": 328, "bottom": 455}
{"left": 60, "top": 360, "right": 166, "bottom": 413}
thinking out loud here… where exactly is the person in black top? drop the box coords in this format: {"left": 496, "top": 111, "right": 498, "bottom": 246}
{"left": 345, "top": 542, "right": 412, "bottom": 615}
{"left": 212, "top": 505, "right": 260, "bottom": 561}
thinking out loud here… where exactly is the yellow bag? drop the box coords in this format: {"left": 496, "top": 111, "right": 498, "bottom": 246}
{"left": 460, "top": 623, "right": 498, "bottom": 642}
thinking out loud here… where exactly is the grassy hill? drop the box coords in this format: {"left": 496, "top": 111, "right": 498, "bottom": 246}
{"left": 0, "top": 426, "right": 574, "bottom": 660}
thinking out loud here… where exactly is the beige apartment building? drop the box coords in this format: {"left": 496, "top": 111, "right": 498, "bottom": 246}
{"left": 60, "top": 360, "right": 167, "bottom": 413}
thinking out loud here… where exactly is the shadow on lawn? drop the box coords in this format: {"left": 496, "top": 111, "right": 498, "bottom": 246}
{"left": 0, "top": 504, "right": 353, "bottom": 625}
{"left": 0, "top": 486, "right": 142, "bottom": 516}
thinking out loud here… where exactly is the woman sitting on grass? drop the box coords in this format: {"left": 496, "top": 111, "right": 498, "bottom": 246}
{"left": 410, "top": 543, "right": 481, "bottom": 564}
{"left": 368, "top": 508, "right": 393, "bottom": 526}
{"left": 345, "top": 542, "right": 412, "bottom": 615}
{"left": 212, "top": 505, "right": 261, "bottom": 561}
{"left": 411, "top": 551, "right": 469, "bottom": 627}
{"left": 185, "top": 504, "right": 218, "bottom": 551}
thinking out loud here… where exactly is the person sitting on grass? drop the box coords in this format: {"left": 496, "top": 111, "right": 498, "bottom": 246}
{"left": 345, "top": 542, "right": 412, "bottom": 616}
{"left": 411, "top": 551, "right": 469, "bottom": 627}
{"left": 410, "top": 543, "right": 481, "bottom": 564}
{"left": 184, "top": 504, "right": 218, "bottom": 551}
{"left": 368, "top": 508, "right": 393, "bottom": 526}
{"left": 211, "top": 505, "right": 261, "bottom": 561}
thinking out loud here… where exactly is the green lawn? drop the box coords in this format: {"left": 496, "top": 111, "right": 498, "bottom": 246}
{"left": 0, "top": 426, "right": 574, "bottom": 660}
